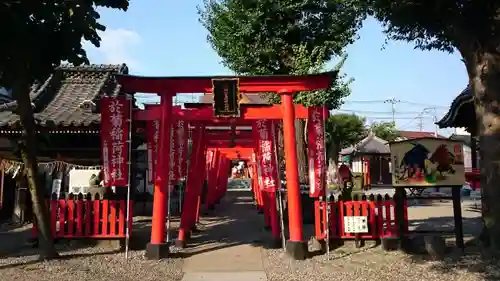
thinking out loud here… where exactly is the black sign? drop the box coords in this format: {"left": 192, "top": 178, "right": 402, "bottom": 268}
{"left": 212, "top": 78, "right": 240, "bottom": 117}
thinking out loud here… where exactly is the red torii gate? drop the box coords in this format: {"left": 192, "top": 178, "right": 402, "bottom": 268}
{"left": 183, "top": 126, "right": 282, "bottom": 245}
{"left": 117, "top": 72, "right": 335, "bottom": 260}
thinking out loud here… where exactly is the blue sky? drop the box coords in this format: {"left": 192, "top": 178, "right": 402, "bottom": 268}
{"left": 85, "top": 1, "right": 469, "bottom": 135}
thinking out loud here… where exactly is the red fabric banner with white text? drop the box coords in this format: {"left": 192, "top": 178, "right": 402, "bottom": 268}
{"left": 172, "top": 120, "right": 188, "bottom": 181}
{"left": 146, "top": 120, "right": 160, "bottom": 184}
{"left": 253, "top": 119, "right": 279, "bottom": 192}
{"left": 101, "top": 96, "right": 131, "bottom": 187}
{"left": 307, "top": 106, "right": 327, "bottom": 197}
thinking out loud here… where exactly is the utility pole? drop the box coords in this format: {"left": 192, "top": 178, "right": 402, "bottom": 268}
{"left": 384, "top": 98, "right": 401, "bottom": 124}
{"left": 417, "top": 114, "right": 424, "bottom": 131}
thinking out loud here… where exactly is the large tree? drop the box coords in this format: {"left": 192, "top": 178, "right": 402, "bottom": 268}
{"left": 364, "top": 0, "right": 500, "bottom": 251}
{"left": 0, "top": 0, "right": 129, "bottom": 259}
{"left": 369, "top": 121, "right": 400, "bottom": 141}
{"left": 199, "top": 0, "right": 363, "bottom": 183}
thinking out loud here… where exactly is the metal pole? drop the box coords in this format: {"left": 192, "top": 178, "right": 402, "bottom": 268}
{"left": 179, "top": 180, "right": 183, "bottom": 214}
{"left": 325, "top": 195, "right": 330, "bottom": 260}
{"left": 125, "top": 95, "right": 133, "bottom": 260}
{"left": 272, "top": 122, "right": 286, "bottom": 250}
{"left": 278, "top": 189, "right": 286, "bottom": 250}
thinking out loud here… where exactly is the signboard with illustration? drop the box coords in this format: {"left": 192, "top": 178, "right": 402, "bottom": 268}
{"left": 390, "top": 137, "right": 465, "bottom": 186}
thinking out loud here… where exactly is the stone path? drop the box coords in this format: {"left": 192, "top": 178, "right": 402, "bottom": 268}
{"left": 180, "top": 191, "right": 268, "bottom": 281}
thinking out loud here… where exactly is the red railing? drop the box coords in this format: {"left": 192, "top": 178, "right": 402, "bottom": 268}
{"left": 32, "top": 199, "right": 133, "bottom": 239}
{"left": 314, "top": 195, "right": 408, "bottom": 240}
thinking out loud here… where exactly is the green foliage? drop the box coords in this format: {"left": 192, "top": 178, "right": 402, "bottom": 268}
{"left": 369, "top": 121, "right": 400, "bottom": 141}
{"left": 0, "top": 0, "right": 129, "bottom": 86}
{"left": 365, "top": 0, "right": 500, "bottom": 54}
{"left": 325, "top": 113, "right": 366, "bottom": 152}
{"left": 199, "top": 0, "right": 363, "bottom": 106}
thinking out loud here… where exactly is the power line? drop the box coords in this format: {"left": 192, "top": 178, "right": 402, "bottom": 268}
{"left": 365, "top": 116, "right": 433, "bottom": 120}
{"left": 336, "top": 109, "right": 423, "bottom": 115}
{"left": 383, "top": 98, "right": 401, "bottom": 123}
{"left": 344, "top": 99, "right": 448, "bottom": 109}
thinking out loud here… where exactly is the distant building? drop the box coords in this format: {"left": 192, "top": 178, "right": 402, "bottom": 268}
{"left": 340, "top": 132, "right": 391, "bottom": 186}
{"left": 396, "top": 130, "right": 445, "bottom": 140}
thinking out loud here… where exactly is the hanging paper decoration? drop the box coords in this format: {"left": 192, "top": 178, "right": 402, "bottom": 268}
{"left": 253, "top": 119, "right": 279, "bottom": 192}
{"left": 0, "top": 158, "right": 101, "bottom": 177}
{"left": 307, "top": 106, "right": 327, "bottom": 198}
{"left": 100, "top": 96, "right": 131, "bottom": 187}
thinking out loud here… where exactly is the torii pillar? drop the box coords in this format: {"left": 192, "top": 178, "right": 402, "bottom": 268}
{"left": 280, "top": 92, "right": 307, "bottom": 260}
{"left": 145, "top": 93, "right": 174, "bottom": 259}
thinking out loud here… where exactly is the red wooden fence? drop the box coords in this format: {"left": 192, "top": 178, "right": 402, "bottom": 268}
{"left": 32, "top": 199, "right": 133, "bottom": 239}
{"left": 314, "top": 195, "right": 408, "bottom": 240}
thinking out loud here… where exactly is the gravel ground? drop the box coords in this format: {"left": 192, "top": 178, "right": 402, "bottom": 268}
{"left": 0, "top": 221, "right": 184, "bottom": 281}
{"left": 0, "top": 185, "right": 493, "bottom": 281}
{"left": 262, "top": 245, "right": 498, "bottom": 281}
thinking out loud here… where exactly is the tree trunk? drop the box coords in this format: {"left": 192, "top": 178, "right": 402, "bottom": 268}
{"left": 294, "top": 119, "right": 308, "bottom": 184}
{"left": 467, "top": 49, "right": 500, "bottom": 253}
{"left": 12, "top": 73, "right": 59, "bottom": 260}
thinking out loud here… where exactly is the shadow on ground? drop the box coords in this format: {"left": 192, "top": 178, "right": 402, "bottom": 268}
{"left": 404, "top": 216, "right": 500, "bottom": 280}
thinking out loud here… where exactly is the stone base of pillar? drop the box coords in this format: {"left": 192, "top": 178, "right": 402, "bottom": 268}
{"left": 310, "top": 237, "right": 326, "bottom": 252}
{"left": 175, "top": 239, "right": 187, "bottom": 249}
{"left": 285, "top": 240, "right": 308, "bottom": 260}
{"left": 145, "top": 242, "right": 170, "bottom": 260}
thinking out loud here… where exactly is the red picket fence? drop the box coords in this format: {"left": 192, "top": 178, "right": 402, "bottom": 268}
{"left": 314, "top": 194, "right": 408, "bottom": 240}
{"left": 32, "top": 199, "right": 133, "bottom": 239}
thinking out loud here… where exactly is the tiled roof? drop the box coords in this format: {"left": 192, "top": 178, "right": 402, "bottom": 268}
{"left": 0, "top": 64, "right": 128, "bottom": 128}
{"left": 398, "top": 130, "right": 445, "bottom": 139}
{"left": 436, "top": 85, "right": 475, "bottom": 130}
{"left": 340, "top": 132, "right": 390, "bottom": 155}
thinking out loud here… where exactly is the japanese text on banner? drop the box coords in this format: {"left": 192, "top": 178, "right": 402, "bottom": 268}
{"left": 147, "top": 120, "right": 160, "bottom": 184}
{"left": 174, "top": 120, "right": 188, "bottom": 180}
{"left": 307, "top": 107, "right": 326, "bottom": 197}
{"left": 254, "top": 120, "right": 278, "bottom": 192}
{"left": 101, "top": 97, "right": 131, "bottom": 187}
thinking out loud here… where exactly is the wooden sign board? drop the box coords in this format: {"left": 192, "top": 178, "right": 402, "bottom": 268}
{"left": 389, "top": 137, "right": 465, "bottom": 186}
{"left": 212, "top": 78, "right": 241, "bottom": 117}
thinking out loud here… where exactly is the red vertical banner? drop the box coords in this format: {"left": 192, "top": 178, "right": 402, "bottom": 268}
{"left": 253, "top": 120, "right": 279, "bottom": 192}
{"left": 173, "top": 120, "right": 188, "bottom": 181}
{"left": 101, "top": 96, "right": 131, "bottom": 187}
{"left": 146, "top": 120, "right": 160, "bottom": 184}
{"left": 307, "top": 106, "right": 327, "bottom": 197}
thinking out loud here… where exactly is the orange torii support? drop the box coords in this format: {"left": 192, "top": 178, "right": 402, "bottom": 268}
{"left": 117, "top": 72, "right": 335, "bottom": 260}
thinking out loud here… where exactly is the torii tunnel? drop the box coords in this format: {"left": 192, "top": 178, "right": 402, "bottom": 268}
{"left": 116, "top": 72, "right": 335, "bottom": 260}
